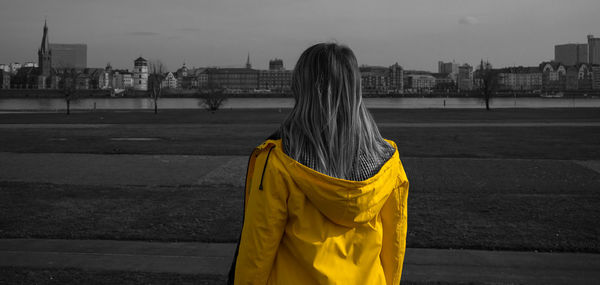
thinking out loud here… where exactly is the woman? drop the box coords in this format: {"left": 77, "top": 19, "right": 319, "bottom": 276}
{"left": 229, "top": 43, "right": 409, "bottom": 285}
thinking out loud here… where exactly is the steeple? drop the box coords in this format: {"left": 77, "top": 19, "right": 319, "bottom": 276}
{"left": 245, "top": 52, "right": 252, "bottom": 69}
{"left": 38, "top": 19, "right": 52, "bottom": 76}
{"left": 40, "top": 19, "right": 50, "bottom": 54}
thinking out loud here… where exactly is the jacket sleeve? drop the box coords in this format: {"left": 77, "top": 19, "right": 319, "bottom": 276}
{"left": 380, "top": 166, "right": 409, "bottom": 285}
{"left": 234, "top": 148, "right": 288, "bottom": 284}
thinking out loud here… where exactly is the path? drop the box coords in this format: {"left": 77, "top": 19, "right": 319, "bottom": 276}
{"left": 1, "top": 239, "right": 599, "bottom": 284}
{"left": 2, "top": 121, "right": 600, "bottom": 129}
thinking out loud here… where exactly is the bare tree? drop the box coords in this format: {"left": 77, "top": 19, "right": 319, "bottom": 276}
{"left": 199, "top": 81, "right": 227, "bottom": 112}
{"left": 148, "top": 60, "right": 166, "bottom": 114}
{"left": 60, "top": 68, "right": 83, "bottom": 115}
{"left": 476, "top": 60, "right": 498, "bottom": 111}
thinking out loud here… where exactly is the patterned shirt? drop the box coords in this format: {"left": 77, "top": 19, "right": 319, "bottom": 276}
{"left": 282, "top": 138, "right": 396, "bottom": 181}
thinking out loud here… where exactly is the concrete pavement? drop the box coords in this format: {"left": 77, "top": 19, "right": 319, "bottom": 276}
{"left": 1, "top": 239, "right": 599, "bottom": 284}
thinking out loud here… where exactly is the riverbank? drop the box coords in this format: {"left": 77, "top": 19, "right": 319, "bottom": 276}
{"left": 2, "top": 97, "right": 600, "bottom": 110}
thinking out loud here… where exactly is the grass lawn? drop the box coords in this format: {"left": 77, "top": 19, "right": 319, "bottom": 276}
{"left": 1, "top": 109, "right": 599, "bottom": 159}
{"left": 0, "top": 124, "right": 598, "bottom": 160}
{"left": 2, "top": 173, "right": 598, "bottom": 253}
{"left": 1, "top": 109, "right": 599, "bottom": 252}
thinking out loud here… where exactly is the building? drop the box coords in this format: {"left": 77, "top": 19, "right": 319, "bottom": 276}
{"left": 36, "top": 20, "right": 53, "bottom": 88}
{"left": 111, "top": 70, "right": 134, "bottom": 89}
{"left": 269, "top": 59, "right": 284, "bottom": 71}
{"left": 406, "top": 73, "right": 436, "bottom": 93}
{"left": 176, "top": 63, "right": 203, "bottom": 89}
{"left": 360, "top": 66, "right": 389, "bottom": 94}
{"left": 432, "top": 73, "right": 456, "bottom": 91}
{"left": 0, "top": 70, "right": 10, "bottom": 89}
{"left": 388, "top": 63, "right": 404, "bottom": 93}
{"left": 9, "top": 63, "right": 23, "bottom": 74}
{"left": 0, "top": 64, "right": 8, "bottom": 72}
{"left": 457, "top": 64, "right": 474, "bottom": 91}
{"left": 258, "top": 69, "right": 292, "bottom": 92}
{"left": 591, "top": 65, "right": 600, "bottom": 90}
{"left": 206, "top": 68, "right": 259, "bottom": 91}
{"left": 497, "top": 67, "right": 542, "bottom": 91}
{"left": 589, "top": 35, "right": 600, "bottom": 65}
{"left": 38, "top": 21, "right": 52, "bottom": 77}
{"left": 133, "top": 57, "right": 148, "bottom": 91}
{"left": 49, "top": 43, "right": 87, "bottom": 69}
{"left": 438, "top": 61, "right": 459, "bottom": 81}
{"left": 98, "top": 64, "right": 113, "bottom": 90}
{"left": 555, "top": 44, "right": 588, "bottom": 66}
{"left": 565, "top": 63, "right": 592, "bottom": 91}
{"left": 195, "top": 69, "right": 209, "bottom": 88}
{"left": 161, "top": 72, "right": 178, "bottom": 89}
{"left": 540, "top": 62, "right": 566, "bottom": 91}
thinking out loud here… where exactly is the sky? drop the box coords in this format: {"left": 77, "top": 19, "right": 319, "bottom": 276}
{"left": 1, "top": 0, "right": 599, "bottom": 72}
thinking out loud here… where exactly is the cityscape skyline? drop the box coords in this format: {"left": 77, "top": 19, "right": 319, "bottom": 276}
{"left": 1, "top": 0, "right": 599, "bottom": 72}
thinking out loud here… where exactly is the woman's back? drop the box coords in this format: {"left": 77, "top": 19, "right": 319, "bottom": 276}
{"left": 234, "top": 138, "right": 409, "bottom": 284}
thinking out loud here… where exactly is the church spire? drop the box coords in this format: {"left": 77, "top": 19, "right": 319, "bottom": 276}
{"left": 245, "top": 52, "right": 252, "bottom": 69}
{"left": 38, "top": 19, "right": 52, "bottom": 76}
{"left": 40, "top": 19, "right": 50, "bottom": 54}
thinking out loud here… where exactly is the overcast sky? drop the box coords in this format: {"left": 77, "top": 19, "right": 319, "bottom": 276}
{"left": 1, "top": 0, "right": 599, "bottom": 71}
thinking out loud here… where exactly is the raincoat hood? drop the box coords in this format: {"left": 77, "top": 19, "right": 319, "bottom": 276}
{"left": 267, "top": 139, "right": 401, "bottom": 228}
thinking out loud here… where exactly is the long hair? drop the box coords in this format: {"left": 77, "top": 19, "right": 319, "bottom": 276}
{"left": 280, "top": 43, "right": 390, "bottom": 180}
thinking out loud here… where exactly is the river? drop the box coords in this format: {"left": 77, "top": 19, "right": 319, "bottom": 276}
{"left": 0, "top": 97, "right": 599, "bottom": 111}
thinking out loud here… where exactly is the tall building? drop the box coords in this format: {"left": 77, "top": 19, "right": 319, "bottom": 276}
{"left": 591, "top": 65, "right": 600, "bottom": 90}
{"left": 38, "top": 20, "right": 52, "bottom": 77}
{"left": 457, "top": 64, "right": 473, "bottom": 91}
{"left": 438, "top": 61, "right": 458, "bottom": 75}
{"left": 133, "top": 57, "right": 148, "bottom": 91}
{"left": 555, "top": 44, "right": 588, "bottom": 65}
{"left": 388, "top": 63, "right": 404, "bottom": 93}
{"left": 269, "top": 59, "right": 284, "bottom": 71}
{"left": 589, "top": 35, "right": 600, "bottom": 65}
{"left": 50, "top": 43, "right": 87, "bottom": 68}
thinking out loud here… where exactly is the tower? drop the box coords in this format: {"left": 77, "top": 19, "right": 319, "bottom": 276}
{"left": 246, "top": 53, "right": 252, "bottom": 69}
{"left": 38, "top": 20, "right": 52, "bottom": 76}
{"left": 133, "top": 57, "right": 148, "bottom": 91}
{"left": 589, "top": 35, "right": 600, "bottom": 65}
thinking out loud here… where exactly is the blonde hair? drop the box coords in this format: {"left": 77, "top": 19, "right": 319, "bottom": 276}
{"left": 280, "top": 43, "right": 390, "bottom": 179}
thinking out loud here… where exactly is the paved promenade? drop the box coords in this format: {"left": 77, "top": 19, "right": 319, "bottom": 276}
{"left": 1, "top": 239, "right": 599, "bottom": 284}
{"left": 2, "top": 121, "right": 600, "bottom": 129}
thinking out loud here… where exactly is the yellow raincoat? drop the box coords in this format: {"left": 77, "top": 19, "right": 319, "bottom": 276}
{"left": 232, "top": 138, "right": 409, "bottom": 285}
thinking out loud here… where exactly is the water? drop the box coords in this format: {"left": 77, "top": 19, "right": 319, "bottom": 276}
{"left": 0, "top": 97, "right": 599, "bottom": 111}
